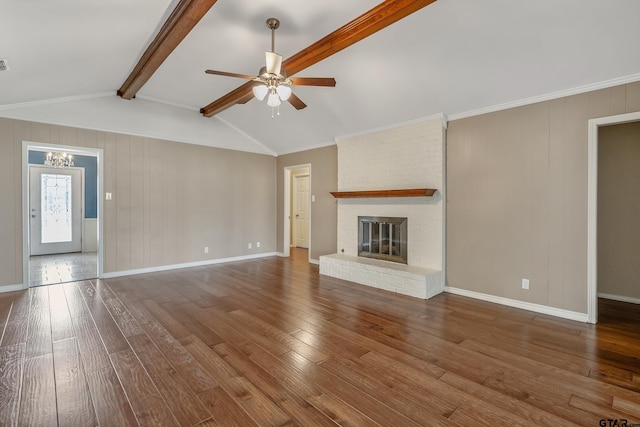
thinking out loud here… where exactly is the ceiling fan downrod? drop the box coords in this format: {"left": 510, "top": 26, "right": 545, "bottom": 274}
{"left": 266, "top": 18, "right": 280, "bottom": 53}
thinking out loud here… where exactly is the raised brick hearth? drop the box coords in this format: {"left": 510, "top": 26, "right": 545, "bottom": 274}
{"left": 320, "top": 253, "right": 443, "bottom": 299}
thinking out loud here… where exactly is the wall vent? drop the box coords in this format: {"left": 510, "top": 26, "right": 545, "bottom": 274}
{"left": 0, "top": 59, "right": 9, "bottom": 71}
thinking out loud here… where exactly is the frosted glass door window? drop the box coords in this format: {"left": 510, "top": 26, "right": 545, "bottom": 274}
{"left": 41, "top": 174, "right": 73, "bottom": 243}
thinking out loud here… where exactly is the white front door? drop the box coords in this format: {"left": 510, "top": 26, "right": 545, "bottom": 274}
{"left": 29, "top": 166, "right": 83, "bottom": 256}
{"left": 293, "top": 174, "right": 310, "bottom": 248}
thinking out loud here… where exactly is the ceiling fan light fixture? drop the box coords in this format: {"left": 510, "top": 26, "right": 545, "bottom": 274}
{"left": 252, "top": 84, "right": 268, "bottom": 101}
{"left": 276, "top": 84, "right": 292, "bottom": 101}
{"left": 267, "top": 90, "right": 281, "bottom": 107}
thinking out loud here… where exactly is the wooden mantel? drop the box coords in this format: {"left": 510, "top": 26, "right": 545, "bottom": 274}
{"left": 330, "top": 188, "right": 437, "bottom": 198}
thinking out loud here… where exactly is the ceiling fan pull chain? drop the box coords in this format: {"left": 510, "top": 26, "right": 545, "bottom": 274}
{"left": 271, "top": 105, "right": 281, "bottom": 119}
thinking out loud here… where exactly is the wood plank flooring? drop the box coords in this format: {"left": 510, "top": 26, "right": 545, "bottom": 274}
{"left": 1, "top": 248, "right": 640, "bottom": 426}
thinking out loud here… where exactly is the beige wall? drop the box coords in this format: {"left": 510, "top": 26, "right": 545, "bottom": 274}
{"left": 276, "top": 146, "right": 337, "bottom": 261}
{"left": 447, "top": 81, "right": 640, "bottom": 314}
{"left": 0, "top": 118, "right": 277, "bottom": 288}
{"left": 598, "top": 121, "right": 640, "bottom": 301}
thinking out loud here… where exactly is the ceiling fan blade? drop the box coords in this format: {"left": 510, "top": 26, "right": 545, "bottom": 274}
{"left": 265, "top": 51, "right": 282, "bottom": 75}
{"left": 288, "top": 92, "right": 307, "bottom": 110}
{"left": 205, "top": 70, "right": 256, "bottom": 80}
{"left": 290, "top": 77, "right": 336, "bottom": 87}
{"left": 201, "top": 0, "right": 436, "bottom": 117}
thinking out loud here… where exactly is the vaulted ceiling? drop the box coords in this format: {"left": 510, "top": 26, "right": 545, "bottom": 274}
{"left": 2, "top": 0, "right": 640, "bottom": 155}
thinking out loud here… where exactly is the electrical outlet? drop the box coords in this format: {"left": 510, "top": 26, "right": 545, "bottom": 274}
{"left": 522, "top": 278, "right": 530, "bottom": 290}
{"left": 204, "top": 247, "right": 208, "bottom": 254}
{"left": 248, "top": 243, "right": 252, "bottom": 249}
{"left": 256, "top": 242, "right": 260, "bottom": 248}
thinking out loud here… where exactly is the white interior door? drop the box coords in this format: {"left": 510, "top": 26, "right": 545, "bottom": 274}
{"left": 29, "top": 166, "right": 82, "bottom": 256}
{"left": 293, "top": 174, "right": 310, "bottom": 248}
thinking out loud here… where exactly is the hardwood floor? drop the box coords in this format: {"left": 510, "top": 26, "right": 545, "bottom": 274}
{"left": 1, "top": 248, "right": 640, "bottom": 426}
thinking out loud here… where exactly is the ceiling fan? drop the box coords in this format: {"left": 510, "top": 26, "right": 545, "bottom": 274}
{"left": 205, "top": 18, "right": 336, "bottom": 113}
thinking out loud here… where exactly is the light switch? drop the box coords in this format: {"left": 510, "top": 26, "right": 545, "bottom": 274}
{"left": 105, "top": 192, "right": 112, "bottom": 200}
{"left": 312, "top": 195, "right": 316, "bottom": 202}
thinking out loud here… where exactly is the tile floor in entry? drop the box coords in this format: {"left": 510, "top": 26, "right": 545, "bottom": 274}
{"left": 29, "top": 251, "right": 97, "bottom": 286}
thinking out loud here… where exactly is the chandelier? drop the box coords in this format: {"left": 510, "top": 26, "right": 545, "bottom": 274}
{"left": 45, "top": 152, "right": 74, "bottom": 168}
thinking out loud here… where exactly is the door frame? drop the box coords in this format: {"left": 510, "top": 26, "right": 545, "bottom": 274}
{"left": 587, "top": 111, "right": 640, "bottom": 323}
{"left": 22, "top": 141, "right": 104, "bottom": 288}
{"left": 283, "top": 164, "right": 311, "bottom": 260}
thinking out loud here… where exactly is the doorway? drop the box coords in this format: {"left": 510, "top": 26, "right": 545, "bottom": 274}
{"left": 23, "top": 142, "right": 103, "bottom": 288}
{"left": 283, "top": 164, "right": 311, "bottom": 261}
{"left": 587, "top": 111, "right": 640, "bottom": 323}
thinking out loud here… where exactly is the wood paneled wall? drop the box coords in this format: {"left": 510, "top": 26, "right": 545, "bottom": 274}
{"left": 0, "top": 118, "right": 276, "bottom": 288}
{"left": 447, "top": 81, "right": 640, "bottom": 314}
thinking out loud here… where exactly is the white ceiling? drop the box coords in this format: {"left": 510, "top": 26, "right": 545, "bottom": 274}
{"left": 2, "top": 0, "right": 640, "bottom": 155}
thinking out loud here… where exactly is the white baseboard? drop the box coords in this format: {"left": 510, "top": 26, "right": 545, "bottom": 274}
{"left": 102, "top": 252, "right": 278, "bottom": 279}
{"left": 598, "top": 292, "right": 640, "bottom": 305}
{"left": 0, "top": 284, "right": 26, "bottom": 294}
{"left": 445, "top": 286, "right": 589, "bottom": 323}
{"left": 309, "top": 258, "right": 320, "bottom": 265}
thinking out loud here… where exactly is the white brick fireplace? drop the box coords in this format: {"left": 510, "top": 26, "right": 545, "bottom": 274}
{"left": 320, "top": 116, "right": 445, "bottom": 299}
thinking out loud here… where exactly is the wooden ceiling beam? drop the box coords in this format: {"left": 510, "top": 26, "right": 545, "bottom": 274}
{"left": 118, "top": 0, "right": 218, "bottom": 100}
{"left": 200, "top": 0, "right": 437, "bottom": 117}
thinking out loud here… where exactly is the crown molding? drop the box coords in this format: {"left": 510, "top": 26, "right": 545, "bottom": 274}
{"left": 0, "top": 94, "right": 274, "bottom": 156}
{"left": 0, "top": 92, "right": 113, "bottom": 111}
{"left": 448, "top": 73, "right": 640, "bottom": 121}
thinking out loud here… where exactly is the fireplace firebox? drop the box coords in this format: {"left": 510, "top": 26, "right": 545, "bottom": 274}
{"left": 358, "top": 216, "right": 408, "bottom": 264}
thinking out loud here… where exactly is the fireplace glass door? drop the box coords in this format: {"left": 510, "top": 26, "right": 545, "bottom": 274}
{"left": 358, "top": 216, "right": 407, "bottom": 264}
